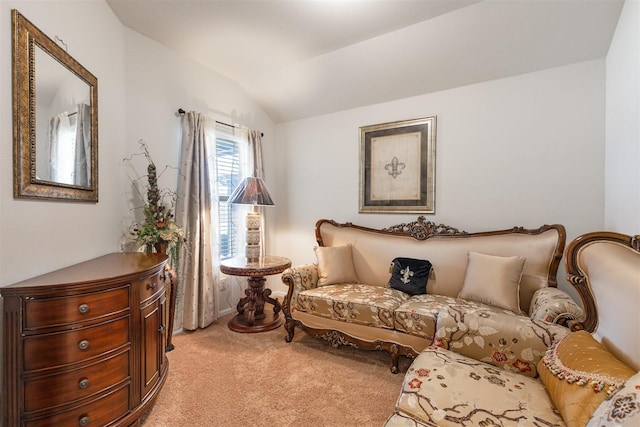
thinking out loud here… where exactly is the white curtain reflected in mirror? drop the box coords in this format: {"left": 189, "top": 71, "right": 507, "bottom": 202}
{"left": 34, "top": 45, "right": 92, "bottom": 187}
{"left": 43, "top": 104, "right": 90, "bottom": 186}
{"left": 43, "top": 103, "right": 91, "bottom": 186}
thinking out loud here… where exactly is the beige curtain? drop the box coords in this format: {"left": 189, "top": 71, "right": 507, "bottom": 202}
{"left": 239, "top": 129, "right": 268, "bottom": 257}
{"left": 74, "top": 103, "right": 91, "bottom": 186}
{"left": 46, "top": 114, "right": 64, "bottom": 181}
{"left": 175, "top": 111, "right": 220, "bottom": 330}
{"left": 247, "top": 130, "right": 264, "bottom": 178}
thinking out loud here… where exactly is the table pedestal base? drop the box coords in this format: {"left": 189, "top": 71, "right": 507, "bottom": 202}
{"left": 227, "top": 310, "right": 284, "bottom": 333}
{"left": 228, "top": 276, "right": 283, "bottom": 333}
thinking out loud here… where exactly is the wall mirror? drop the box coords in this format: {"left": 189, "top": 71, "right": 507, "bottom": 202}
{"left": 13, "top": 9, "right": 98, "bottom": 202}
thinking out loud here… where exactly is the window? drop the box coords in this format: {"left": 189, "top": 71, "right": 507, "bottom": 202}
{"left": 216, "top": 135, "right": 242, "bottom": 260}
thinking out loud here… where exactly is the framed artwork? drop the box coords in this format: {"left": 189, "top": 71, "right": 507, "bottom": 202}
{"left": 359, "top": 116, "right": 436, "bottom": 213}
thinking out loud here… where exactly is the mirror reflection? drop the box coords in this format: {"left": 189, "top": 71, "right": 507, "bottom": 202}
{"left": 13, "top": 9, "right": 98, "bottom": 202}
{"left": 35, "top": 45, "right": 92, "bottom": 187}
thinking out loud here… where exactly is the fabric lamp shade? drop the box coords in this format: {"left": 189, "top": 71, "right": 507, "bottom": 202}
{"left": 227, "top": 177, "right": 274, "bottom": 206}
{"left": 228, "top": 177, "right": 274, "bottom": 262}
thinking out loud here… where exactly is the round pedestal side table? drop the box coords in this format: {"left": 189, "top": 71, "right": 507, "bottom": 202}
{"left": 220, "top": 255, "right": 291, "bottom": 333}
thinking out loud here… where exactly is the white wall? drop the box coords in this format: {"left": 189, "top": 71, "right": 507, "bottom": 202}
{"left": 0, "top": 0, "right": 629, "bottom": 322}
{"left": 605, "top": 0, "right": 640, "bottom": 233}
{"left": 0, "top": 1, "right": 127, "bottom": 285}
{"left": 0, "top": 2, "right": 277, "bottom": 319}
{"left": 120, "top": 29, "right": 277, "bottom": 314}
{"left": 274, "top": 60, "right": 606, "bottom": 296}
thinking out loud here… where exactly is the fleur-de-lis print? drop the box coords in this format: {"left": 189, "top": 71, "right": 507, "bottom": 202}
{"left": 385, "top": 156, "right": 405, "bottom": 179}
{"left": 400, "top": 266, "right": 414, "bottom": 284}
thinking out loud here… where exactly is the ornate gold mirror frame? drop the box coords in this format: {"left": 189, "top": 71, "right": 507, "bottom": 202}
{"left": 12, "top": 9, "right": 98, "bottom": 202}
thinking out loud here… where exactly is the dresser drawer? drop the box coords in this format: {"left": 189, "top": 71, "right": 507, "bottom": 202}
{"left": 24, "top": 286, "right": 129, "bottom": 330}
{"left": 24, "top": 384, "right": 130, "bottom": 427}
{"left": 24, "top": 317, "right": 129, "bottom": 372}
{"left": 137, "top": 273, "right": 164, "bottom": 304}
{"left": 24, "top": 351, "right": 130, "bottom": 412}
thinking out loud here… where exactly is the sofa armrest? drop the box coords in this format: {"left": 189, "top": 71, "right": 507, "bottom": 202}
{"left": 529, "top": 287, "right": 584, "bottom": 328}
{"left": 281, "top": 264, "right": 320, "bottom": 342}
{"left": 281, "top": 263, "right": 320, "bottom": 313}
{"left": 434, "top": 305, "right": 570, "bottom": 378}
{"left": 281, "top": 263, "right": 319, "bottom": 294}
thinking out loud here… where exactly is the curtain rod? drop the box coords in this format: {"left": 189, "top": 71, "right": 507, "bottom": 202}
{"left": 177, "top": 108, "right": 263, "bottom": 137}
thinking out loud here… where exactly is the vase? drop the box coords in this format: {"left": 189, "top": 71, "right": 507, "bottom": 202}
{"left": 154, "top": 241, "right": 169, "bottom": 254}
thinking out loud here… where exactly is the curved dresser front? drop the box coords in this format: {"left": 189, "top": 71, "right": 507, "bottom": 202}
{"left": 1, "top": 253, "right": 170, "bottom": 427}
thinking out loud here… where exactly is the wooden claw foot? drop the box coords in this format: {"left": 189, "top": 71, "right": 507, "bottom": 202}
{"left": 284, "top": 322, "right": 295, "bottom": 342}
{"left": 390, "top": 345, "right": 400, "bottom": 374}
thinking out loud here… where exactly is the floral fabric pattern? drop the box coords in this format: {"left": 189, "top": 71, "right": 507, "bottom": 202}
{"left": 587, "top": 371, "right": 640, "bottom": 427}
{"left": 394, "top": 294, "right": 482, "bottom": 340}
{"left": 285, "top": 264, "right": 320, "bottom": 293}
{"left": 434, "top": 302, "right": 569, "bottom": 378}
{"left": 282, "top": 264, "right": 320, "bottom": 313}
{"left": 530, "top": 287, "right": 584, "bottom": 324}
{"left": 389, "top": 346, "right": 566, "bottom": 427}
{"left": 296, "top": 284, "right": 410, "bottom": 329}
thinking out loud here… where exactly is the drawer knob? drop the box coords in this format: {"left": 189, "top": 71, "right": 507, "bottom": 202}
{"left": 78, "top": 415, "right": 90, "bottom": 426}
{"left": 78, "top": 340, "right": 90, "bottom": 351}
{"left": 78, "top": 378, "right": 90, "bottom": 389}
{"left": 78, "top": 303, "right": 90, "bottom": 314}
{"left": 147, "top": 282, "right": 157, "bottom": 290}
{"left": 157, "top": 325, "right": 166, "bottom": 333}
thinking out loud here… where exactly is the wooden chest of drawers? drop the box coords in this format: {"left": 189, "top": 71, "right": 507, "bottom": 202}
{"left": 1, "top": 253, "right": 170, "bottom": 427}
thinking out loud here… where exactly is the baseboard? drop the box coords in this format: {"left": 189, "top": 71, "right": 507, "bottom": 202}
{"left": 219, "top": 307, "right": 234, "bottom": 317}
{"left": 272, "top": 290, "right": 286, "bottom": 300}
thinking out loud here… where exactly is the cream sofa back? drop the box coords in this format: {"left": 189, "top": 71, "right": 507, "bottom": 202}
{"left": 318, "top": 221, "right": 565, "bottom": 313}
{"left": 566, "top": 233, "right": 640, "bottom": 371}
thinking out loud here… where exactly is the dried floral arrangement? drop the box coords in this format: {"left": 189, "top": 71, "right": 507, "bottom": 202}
{"left": 126, "top": 140, "right": 185, "bottom": 261}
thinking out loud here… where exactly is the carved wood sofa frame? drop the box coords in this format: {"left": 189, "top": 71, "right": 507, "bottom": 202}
{"left": 565, "top": 231, "right": 640, "bottom": 334}
{"left": 281, "top": 217, "right": 579, "bottom": 373}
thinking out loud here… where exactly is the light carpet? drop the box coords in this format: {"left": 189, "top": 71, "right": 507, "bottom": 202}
{"left": 142, "top": 313, "right": 411, "bottom": 427}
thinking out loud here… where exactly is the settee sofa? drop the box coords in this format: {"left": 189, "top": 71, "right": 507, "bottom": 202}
{"left": 385, "top": 231, "right": 640, "bottom": 427}
{"left": 281, "top": 217, "right": 584, "bottom": 374}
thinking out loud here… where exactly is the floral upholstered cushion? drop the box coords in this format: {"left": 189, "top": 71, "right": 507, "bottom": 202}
{"left": 295, "top": 284, "right": 410, "bottom": 329}
{"left": 392, "top": 346, "right": 566, "bottom": 427}
{"left": 458, "top": 251, "right": 526, "bottom": 313}
{"left": 434, "top": 302, "right": 569, "bottom": 378}
{"left": 314, "top": 244, "right": 359, "bottom": 286}
{"left": 530, "top": 287, "right": 584, "bottom": 323}
{"left": 394, "top": 294, "right": 485, "bottom": 340}
{"left": 538, "top": 331, "right": 636, "bottom": 427}
{"left": 587, "top": 371, "right": 640, "bottom": 427}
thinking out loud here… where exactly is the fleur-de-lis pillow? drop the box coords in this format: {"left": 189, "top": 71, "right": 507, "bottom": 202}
{"left": 388, "top": 257, "right": 432, "bottom": 295}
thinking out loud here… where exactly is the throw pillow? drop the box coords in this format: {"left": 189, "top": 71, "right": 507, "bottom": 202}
{"left": 587, "top": 371, "right": 640, "bottom": 427}
{"left": 538, "top": 331, "right": 636, "bottom": 427}
{"left": 387, "top": 257, "right": 432, "bottom": 295}
{"left": 314, "top": 244, "right": 359, "bottom": 287}
{"left": 458, "top": 251, "right": 525, "bottom": 313}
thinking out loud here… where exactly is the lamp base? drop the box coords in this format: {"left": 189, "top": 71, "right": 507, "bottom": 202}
{"left": 246, "top": 244, "right": 260, "bottom": 262}
{"left": 245, "top": 211, "right": 262, "bottom": 262}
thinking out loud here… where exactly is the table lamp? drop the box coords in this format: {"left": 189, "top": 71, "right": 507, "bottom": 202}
{"left": 227, "top": 176, "right": 274, "bottom": 262}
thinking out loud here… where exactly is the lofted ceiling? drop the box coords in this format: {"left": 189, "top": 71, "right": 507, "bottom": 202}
{"left": 106, "top": 0, "right": 624, "bottom": 123}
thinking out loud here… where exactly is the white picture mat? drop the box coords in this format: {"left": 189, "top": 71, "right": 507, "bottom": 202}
{"left": 370, "top": 132, "right": 421, "bottom": 201}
